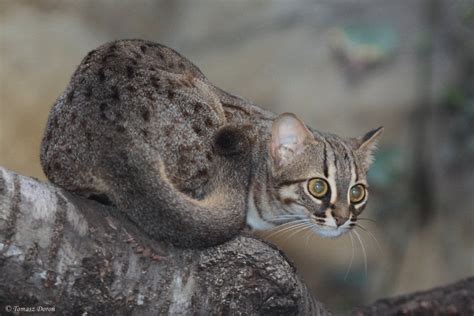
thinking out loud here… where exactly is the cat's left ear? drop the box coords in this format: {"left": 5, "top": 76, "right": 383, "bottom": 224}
{"left": 270, "top": 113, "right": 315, "bottom": 171}
{"left": 350, "top": 126, "right": 384, "bottom": 171}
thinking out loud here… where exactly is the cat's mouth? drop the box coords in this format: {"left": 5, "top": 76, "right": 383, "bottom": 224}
{"left": 311, "top": 222, "right": 351, "bottom": 238}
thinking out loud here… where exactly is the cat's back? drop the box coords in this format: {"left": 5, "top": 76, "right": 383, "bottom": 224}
{"left": 41, "top": 39, "right": 236, "bottom": 198}
{"left": 66, "top": 39, "right": 227, "bottom": 135}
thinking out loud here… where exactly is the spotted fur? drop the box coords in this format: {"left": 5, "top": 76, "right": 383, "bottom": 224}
{"left": 41, "top": 39, "right": 382, "bottom": 248}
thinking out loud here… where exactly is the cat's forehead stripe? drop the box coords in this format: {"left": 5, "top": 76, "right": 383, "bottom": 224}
{"left": 326, "top": 139, "right": 338, "bottom": 171}
{"left": 341, "top": 140, "right": 357, "bottom": 183}
{"left": 322, "top": 141, "right": 329, "bottom": 178}
{"left": 324, "top": 138, "right": 338, "bottom": 203}
{"left": 352, "top": 150, "right": 360, "bottom": 182}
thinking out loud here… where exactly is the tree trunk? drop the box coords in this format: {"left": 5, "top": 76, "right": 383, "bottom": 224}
{"left": 0, "top": 166, "right": 328, "bottom": 315}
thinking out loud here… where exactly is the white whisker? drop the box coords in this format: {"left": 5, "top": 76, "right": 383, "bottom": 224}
{"left": 267, "top": 214, "right": 306, "bottom": 221}
{"left": 344, "top": 231, "right": 355, "bottom": 281}
{"left": 285, "top": 222, "right": 312, "bottom": 240}
{"left": 304, "top": 225, "right": 313, "bottom": 249}
{"left": 355, "top": 223, "right": 382, "bottom": 254}
{"left": 269, "top": 218, "right": 308, "bottom": 227}
{"left": 279, "top": 222, "right": 313, "bottom": 241}
{"left": 264, "top": 221, "right": 309, "bottom": 239}
{"left": 353, "top": 230, "right": 368, "bottom": 277}
{"left": 266, "top": 223, "right": 305, "bottom": 238}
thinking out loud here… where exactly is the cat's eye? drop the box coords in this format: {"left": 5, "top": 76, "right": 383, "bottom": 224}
{"left": 350, "top": 184, "right": 366, "bottom": 203}
{"left": 308, "top": 178, "right": 329, "bottom": 198}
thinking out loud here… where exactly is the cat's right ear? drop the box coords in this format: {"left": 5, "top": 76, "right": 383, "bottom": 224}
{"left": 270, "top": 113, "right": 314, "bottom": 171}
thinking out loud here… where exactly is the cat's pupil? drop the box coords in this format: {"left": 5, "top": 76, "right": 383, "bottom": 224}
{"left": 352, "top": 187, "right": 361, "bottom": 197}
{"left": 314, "top": 180, "right": 325, "bottom": 193}
{"left": 350, "top": 185, "right": 364, "bottom": 202}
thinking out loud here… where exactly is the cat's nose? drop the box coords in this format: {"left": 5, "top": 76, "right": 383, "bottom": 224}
{"left": 334, "top": 215, "right": 349, "bottom": 227}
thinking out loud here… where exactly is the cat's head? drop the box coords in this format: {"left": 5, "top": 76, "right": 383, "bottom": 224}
{"left": 267, "top": 113, "right": 382, "bottom": 238}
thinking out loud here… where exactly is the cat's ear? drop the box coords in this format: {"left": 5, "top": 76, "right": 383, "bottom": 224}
{"left": 350, "top": 126, "right": 383, "bottom": 171}
{"left": 270, "top": 113, "right": 315, "bottom": 170}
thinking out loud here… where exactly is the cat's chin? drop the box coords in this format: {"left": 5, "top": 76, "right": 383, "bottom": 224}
{"left": 312, "top": 227, "right": 348, "bottom": 238}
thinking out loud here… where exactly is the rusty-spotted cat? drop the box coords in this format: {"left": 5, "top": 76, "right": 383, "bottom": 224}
{"left": 41, "top": 39, "right": 382, "bottom": 248}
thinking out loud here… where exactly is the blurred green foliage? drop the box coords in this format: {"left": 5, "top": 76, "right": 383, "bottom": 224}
{"left": 368, "top": 148, "right": 404, "bottom": 190}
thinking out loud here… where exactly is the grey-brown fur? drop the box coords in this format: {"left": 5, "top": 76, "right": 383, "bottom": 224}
{"left": 41, "top": 39, "right": 381, "bottom": 248}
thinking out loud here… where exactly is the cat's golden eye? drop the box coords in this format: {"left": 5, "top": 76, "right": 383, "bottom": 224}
{"left": 308, "top": 178, "right": 329, "bottom": 198}
{"left": 350, "top": 184, "right": 366, "bottom": 203}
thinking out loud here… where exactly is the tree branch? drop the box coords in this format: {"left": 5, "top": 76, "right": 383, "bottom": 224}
{"left": 0, "top": 167, "right": 329, "bottom": 315}
{"left": 1, "top": 166, "right": 472, "bottom": 315}
{"left": 350, "top": 277, "right": 474, "bottom": 315}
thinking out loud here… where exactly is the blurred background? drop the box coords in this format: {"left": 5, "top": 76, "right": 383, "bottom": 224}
{"left": 1, "top": 0, "right": 473, "bottom": 313}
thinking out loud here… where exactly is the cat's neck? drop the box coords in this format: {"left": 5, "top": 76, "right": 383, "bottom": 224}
{"left": 246, "top": 134, "right": 281, "bottom": 230}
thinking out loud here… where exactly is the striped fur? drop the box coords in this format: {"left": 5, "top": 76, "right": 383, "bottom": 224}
{"left": 246, "top": 114, "right": 382, "bottom": 239}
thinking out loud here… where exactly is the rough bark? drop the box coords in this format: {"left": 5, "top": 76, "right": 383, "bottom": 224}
{"left": 0, "top": 167, "right": 328, "bottom": 315}
{"left": 1, "top": 166, "right": 473, "bottom": 315}
{"left": 350, "top": 277, "right": 474, "bottom": 316}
